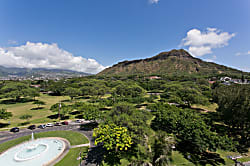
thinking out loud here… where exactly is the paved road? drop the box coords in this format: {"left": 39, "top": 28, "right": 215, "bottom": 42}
{"left": 0, "top": 123, "right": 93, "bottom": 145}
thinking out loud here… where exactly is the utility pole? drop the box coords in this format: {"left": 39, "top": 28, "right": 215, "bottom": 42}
{"left": 76, "top": 148, "right": 82, "bottom": 166}
{"left": 79, "top": 148, "right": 82, "bottom": 166}
{"left": 58, "top": 102, "right": 61, "bottom": 120}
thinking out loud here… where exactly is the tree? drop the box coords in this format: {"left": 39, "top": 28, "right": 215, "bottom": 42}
{"left": 50, "top": 103, "right": 69, "bottom": 119}
{"left": 0, "top": 82, "right": 36, "bottom": 101}
{"left": 19, "top": 114, "right": 32, "bottom": 121}
{"left": 112, "top": 83, "right": 145, "bottom": 98}
{"left": 152, "top": 131, "right": 175, "bottom": 166}
{"left": 213, "top": 84, "right": 250, "bottom": 144}
{"left": 47, "top": 80, "right": 67, "bottom": 96}
{"left": 28, "top": 88, "right": 40, "bottom": 100}
{"left": 93, "top": 124, "right": 133, "bottom": 151}
{"left": 78, "top": 104, "right": 102, "bottom": 121}
{"left": 0, "top": 108, "right": 12, "bottom": 120}
{"left": 105, "top": 102, "right": 152, "bottom": 144}
{"left": 151, "top": 103, "right": 235, "bottom": 154}
{"left": 63, "top": 87, "right": 81, "bottom": 100}
{"left": 33, "top": 100, "right": 46, "bottom": 108}
{"left": 93, "top": 123, "right": 133, "bottom": 165}
{"left": 160, "top": 82, "right": 209, "bottom": 107}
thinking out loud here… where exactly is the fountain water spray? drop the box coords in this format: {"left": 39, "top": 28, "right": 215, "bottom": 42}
{"left": 31, "top": 132, "right": 34, "bottom": 141}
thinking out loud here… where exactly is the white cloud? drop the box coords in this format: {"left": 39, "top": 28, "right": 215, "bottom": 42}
{"left": 181, "top": 28, "right": 235, "bottom": 57}
{"left": 188, "top": 46, "right": 212, "bottom": 57}
{"left": 248, "top": 51, "right": 250, "bottom": 55}
{"left": 0, "top": 42, "right": 105, "bottom": 74}
{"left": 149, "top": 0, "right": 159, "bottom": 4}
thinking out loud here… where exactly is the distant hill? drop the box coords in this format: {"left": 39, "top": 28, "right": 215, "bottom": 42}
{"left": 0, "top": 66, "right": 90, "bottom": 78}
{"left": 98, "top": 49, "right": 248, "bottom": 77}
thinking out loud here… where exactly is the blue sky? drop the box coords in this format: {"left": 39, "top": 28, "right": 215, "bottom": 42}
{"left": 0, "top": 0, "right": 249, "bottom": 73}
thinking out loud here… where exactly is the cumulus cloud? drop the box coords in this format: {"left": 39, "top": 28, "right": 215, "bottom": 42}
{"left": 181, "top": 28, "right": 235, "bottom": 57}
{"left": 248, "top": 51, "right": 250, "bottom": 55}
{"left": 149, "top": 0, "right": 159, "bottom": 4}
{"left": 0, "top": 42, "right": 105, "bottom": 74}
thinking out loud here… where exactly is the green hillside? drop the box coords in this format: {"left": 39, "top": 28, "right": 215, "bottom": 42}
{"left": 99, "top": 49, "right": 248, "bottom": 77}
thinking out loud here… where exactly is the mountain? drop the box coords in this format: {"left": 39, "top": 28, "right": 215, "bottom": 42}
{"left": 0, "top": 66, "right": 90, "bottom": 78}
{"left": 98, "top": 49, "right": 248, "bottom": 76}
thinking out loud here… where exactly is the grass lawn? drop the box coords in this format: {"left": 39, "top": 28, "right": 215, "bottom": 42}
{"left": 170, "top": 150, "right": 250, "bottom": 165}
{"left": 55, "top": 147, "right": 88, "bottom": 166}
{"left": 170, "top": 151, "right": 194, "bottom": 166}
{"left": 192, "top": 103, "right": 218, "bottom": 112}
{"left": 217, "top": 149, "right": 250, "bottom": 164}
{"left": 0, "top": 94, "right": 71, "bottom": 128}
{"left": 0, "top": 94, "right": 100, "bottom": 129}
{"left": 0, "top": 130, "right": 89, "bottom": 153}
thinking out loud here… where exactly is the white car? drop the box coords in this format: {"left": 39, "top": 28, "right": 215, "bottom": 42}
{"left": 75, "top": 119, "right": 82, "bottom": 123}
{"left": 46, "top": 123, "right": 54, "bottom": 127}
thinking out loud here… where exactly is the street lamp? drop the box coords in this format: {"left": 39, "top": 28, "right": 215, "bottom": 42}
{"left": 77, "top": 148, "right": 82, "bottom": 166}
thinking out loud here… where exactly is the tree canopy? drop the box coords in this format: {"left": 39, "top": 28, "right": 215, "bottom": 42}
{"left": 150, "top": 103, "right": 235, "bottom": 154}
{"left": 0, "top": 82, "right": 39, "bottom": 101}
{"left": 0, "top": 108, "right": 12, "bottom": 120}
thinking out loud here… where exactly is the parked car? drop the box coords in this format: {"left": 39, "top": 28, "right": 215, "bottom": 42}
{"left": 28, "top": 125, "right": 36, "bottom": 130}
{"left": 10, "top": 127, "right": 19, "bottom": 132}
{"left": 55, "top": 122, "right": 61, "bottom": 126}
{"left": 38, "top": 124, "right": 46, "bottom": 129}
{"left": 75, "top": 119, "right": 82, "bottom": 123}
{"left": 62, "top": 121, "right": 69, "bottom": 125}
{"left": 46, "top": 123, "right": 54, "bottom": 127}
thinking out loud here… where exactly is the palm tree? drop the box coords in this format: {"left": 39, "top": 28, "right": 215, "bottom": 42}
{"left": 152, "top": 131, "right": 175, "bottom": 166}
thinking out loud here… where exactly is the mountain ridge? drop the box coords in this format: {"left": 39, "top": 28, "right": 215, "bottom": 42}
{"left": 98, "top": 49, "right": 248, "bottom": 76}
{"left": 0, "top": 65, "right": 91, "bottom": 78}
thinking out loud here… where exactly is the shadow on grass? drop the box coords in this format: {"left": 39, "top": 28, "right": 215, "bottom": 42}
{"left": 69, "top": 111, "right": 80, "bottom": 115}
{"left": 18, "top": 122, "right": 30, "bottom": 126}
{"left": 47, "top": 114, "right": 69, "bottom": 120}
{"left": 61, "top": 99, "right": 71, "bottom": 102}
{"left": 180, "top": 151, "right": 225, "bottom": 166}
{"left": 0, "top": 98, "right": 33, "bottom": 105}
{"left": 99, "top": 107, "right": 111, "bottom": 111}
{"left": 30, "top": 107, "right": 45, "bottom": 110}
{"left": 0, "top": 123, "right": 10, "bottom": 128}
{"left": 47, "top": 114, "right": 59, "bottom": 119}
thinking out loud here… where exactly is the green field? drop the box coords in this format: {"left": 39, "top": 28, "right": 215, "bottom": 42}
{"left": 170, "top": 150, "right": 250, "bottom": 166}
{"left": 55, "top": 147, "right": 88, "bottom": 166}
{"left": 0, "top": 94, "right": 78, "bottom": 128}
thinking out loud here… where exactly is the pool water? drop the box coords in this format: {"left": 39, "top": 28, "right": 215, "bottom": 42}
{"left": 0, "top": 138, "right": 65, "bottom": 166}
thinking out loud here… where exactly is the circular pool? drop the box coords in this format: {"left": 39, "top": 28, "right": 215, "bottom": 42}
{"left": 0, "top": 138, "right": 66, "bottom": 166}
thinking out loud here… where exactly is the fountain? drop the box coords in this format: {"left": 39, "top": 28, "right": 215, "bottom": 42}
{"left": 31, "top": 132, "right": 34, "bottom": 141}
{"left": 0, "top": 132, "right": 66, "bottom": 166}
